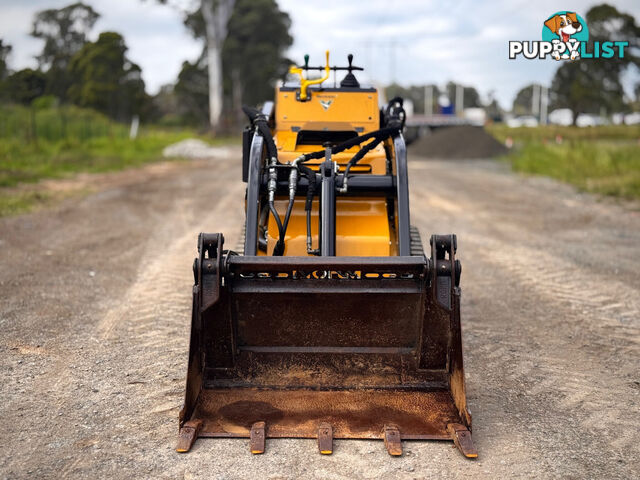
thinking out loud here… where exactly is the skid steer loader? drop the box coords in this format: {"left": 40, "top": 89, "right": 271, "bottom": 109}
{"left": 177, "top": 52, "right": 476, "bottom": 458}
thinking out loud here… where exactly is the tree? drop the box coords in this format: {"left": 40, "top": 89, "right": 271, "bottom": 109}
{"left": 587, "top": 4, "right": 639, "bottom": 63}
{"left": 445, "top": 82, "right": 481, "bottom": 110}
{"left": 0, "top": 39, "right": 11, "bottom": 80}
{"left": 201, "top": 0, "right": 234, "bottom": 131}
{"left": 174, "top": 58, "right": 209, "bottom": 125}
{"left": 485, "top": 91, "right": 503, "bottom": 122}
{"left": 222, "top": 0, "right": 292, "bottom": 114}
{"left": 549, "top": 62, "right": 618, "bottom": 123}
{"left": 0, "top": 39, "right": 11, "bottom": 101}
{"left": 6, "top": 69, "right": 47, "bottom": 105}
{"left": 484, "top": 98, "right": 502, "bottom": 122}
{"left": 385, "top": 84, "right": 440, "bottom": 114}
{"left": 181, "top": 0, "right": 292, "bottom": 129}
{"left": 512, "top": 83, "right": 543, "bottom": 115}
{"left": 67, "top": 32, "right": 147, "bottom": 120}
{"left": 31, "top": 2, "right": 99, "bottom": 100}
{"left": 178, "top": 0, "right": 235, "bottom": 130}
{"left": 549, "top": 4, "right": 640, "bottom": 123}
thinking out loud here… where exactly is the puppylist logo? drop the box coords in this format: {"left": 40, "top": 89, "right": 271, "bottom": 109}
{"left": 509, "top": 11, "right": 629, "bottom": 60}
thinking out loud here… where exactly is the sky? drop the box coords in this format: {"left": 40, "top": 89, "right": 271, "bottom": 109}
{"left": 1, "top": 0, "right": 639, "bottom": 109}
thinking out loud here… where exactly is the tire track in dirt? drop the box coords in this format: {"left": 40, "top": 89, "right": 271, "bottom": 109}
{"left": 410, "top": 161, "right": 639, "bottom": 477}
{"left": 95, "top": 179, "right": 244, "bottom": 412}
{"left": 467, "top": 232, "right": 640, "bottom": 345}
{"left": 71, "top": 172, "right": 247, "bottom": 474}
{"left": 466, "top": 234, "right": 639, "bottom": 455}
{"left": 1, "top": 155, "right": 246, "bottom": 478}
{"left": 98, "top": 174, "right": 244, "bottom": 339}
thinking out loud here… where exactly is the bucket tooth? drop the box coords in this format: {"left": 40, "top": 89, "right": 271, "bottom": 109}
{"left": 317, "top": 423, "right": 333, "bottom": 455}
{"left": 176, "top": 419, "right": 202, "bottom": 453}
{"left": 250, "top": 421, "right": 266, "bottom": 454}
{"left": 383, "top": 424, "right": 402, "bottom": 456}
{"left": 447, "top": 423, "right": 477, "bottom": 459}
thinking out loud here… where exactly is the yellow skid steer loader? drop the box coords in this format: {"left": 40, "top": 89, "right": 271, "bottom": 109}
{"left": 177, "top": 52, "right": 476, "bottom": 458}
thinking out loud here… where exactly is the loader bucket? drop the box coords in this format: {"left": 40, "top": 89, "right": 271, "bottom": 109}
{"left": 177, "top": 233, "right": 475, "bottom": 457}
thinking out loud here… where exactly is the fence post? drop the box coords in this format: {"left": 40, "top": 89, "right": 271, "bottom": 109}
{"left": 129, "top": 115, "right": 139, "bottom": 140}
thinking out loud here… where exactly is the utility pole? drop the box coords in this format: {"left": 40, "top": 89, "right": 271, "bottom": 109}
{"left": 532, "top": 84, "right": 540, "bottom": 118}
{"left": 540, "top": 86, "right": 548, "bottom": 125}
{"left": 455, "top": 84, "right": 464, "bottom": 116}
{"left": 424, "top": 85, "right": 433, "bottom": 115}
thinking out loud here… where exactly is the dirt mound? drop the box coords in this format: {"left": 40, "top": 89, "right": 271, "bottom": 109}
{"left": 409, "top": 125, "right": 507, "bottom": 159}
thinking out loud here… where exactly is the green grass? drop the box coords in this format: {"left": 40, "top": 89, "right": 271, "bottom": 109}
{"left": 486, "top": 125, "right": 640, "bottom": 200}
{"left": 0, "top": 130, "right": 204, "bottom": 188}
{"left": 0, "top": 102, "right": 130, "bottom": 143}
{"left": 0, "top": 104, "right": 236, "bottom": 215}
{"left": 488, "top": 124, "right": 640, "bottom": 143}
{"left": 0, "top": 190, "right": 53, "bottom": 216}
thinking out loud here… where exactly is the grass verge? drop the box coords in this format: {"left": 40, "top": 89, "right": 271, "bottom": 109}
{"left": 486, "top": 125, "right": 640, "bottom": 200}
{"left": 0, "top": 104, "right": 236, "bottom": 216}
{"left": 0, "top": 130, "right": 233, "bottom": 188}
{"left": 0, "top": 190, "right": 53, "bottom": 217}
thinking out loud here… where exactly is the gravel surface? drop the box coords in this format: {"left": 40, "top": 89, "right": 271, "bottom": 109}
{"left": 1, "top": 151, "right": 639, "bottom": 479}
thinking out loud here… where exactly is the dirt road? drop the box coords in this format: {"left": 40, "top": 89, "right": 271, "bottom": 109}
{"left": 1, "top": 153, "right": 639, "bottom": 479}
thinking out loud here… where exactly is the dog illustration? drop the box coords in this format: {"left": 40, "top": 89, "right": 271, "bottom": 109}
{"left": 544, "top": 12, "right": 583, "bottom": 60}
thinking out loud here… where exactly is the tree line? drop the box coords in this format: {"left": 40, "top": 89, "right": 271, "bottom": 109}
{"left": 0, "top": 2, "right": 636, "bottom": 129}
{"left": 0, "top": 3, "right": 147, "bottom": 122}
{"left": 0, "top": 0, "right": 291, "bottom": 131}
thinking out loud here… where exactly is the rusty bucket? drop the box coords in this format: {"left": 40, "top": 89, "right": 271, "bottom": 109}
{"left": 176, "top": 233, "right": 475, "bottom": 458}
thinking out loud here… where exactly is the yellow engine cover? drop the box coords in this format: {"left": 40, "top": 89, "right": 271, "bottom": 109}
{"left": 264, "top": 85, "right": 396, "bottom": 257}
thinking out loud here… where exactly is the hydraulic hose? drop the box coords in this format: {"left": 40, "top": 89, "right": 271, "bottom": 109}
{"left": 269, "top": 201, "right": 285, "bottom": 256}
{"left": 268, "top": 157, "right": 303, "bottom": 257}
{"left": 243, "top": 105, "right": 288, "bottom": 255}
{"left": 275, "top": 161, "right": 300, "bottom": 256}
{"left": 298, "top": 96, "right": 404, "bottom": 164}
{"left": 267, "top": 158, "right": 286, "bottom": 256}
{"left": 242, "top": 105, "right": 278, "bottom": 162}
{"left": 299, "top": 126, "right": 401, "bottom": 163}
{"left": 298, "top": 163, "right": 319, "bottom": 254}
{"left": 282, "top": 162, "right": 299, "bottom": 234}
{"left": 339, "top": 136, "right": 385, "bottom": 193}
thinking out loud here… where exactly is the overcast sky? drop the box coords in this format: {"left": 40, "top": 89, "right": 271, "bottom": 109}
{"left": 1, "top": 0, "right": 638, "bottom": 108}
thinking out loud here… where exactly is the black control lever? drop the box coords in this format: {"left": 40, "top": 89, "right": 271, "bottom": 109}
{"left": 301, "top": 53, "right": 364, "bottom": 72}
